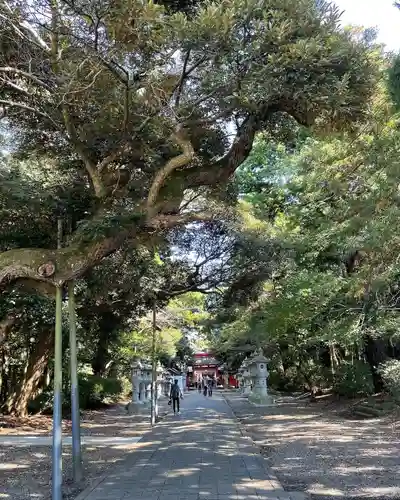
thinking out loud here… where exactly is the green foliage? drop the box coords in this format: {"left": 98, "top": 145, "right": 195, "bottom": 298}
{"left": 0, "top": 0, "right": 380, "bottom": 254}
{"left": 29, "top": 375, "right": 124, "bottom": 413}
{"left": 0, "top": 0, "right": 392, "bottom": 415}
{"left": 208, "top": 60, "right": 400, "bottom": 398}
{"left": 333, "top": 362, "right": 374, "bottom": 398}
{"left": 76, "top": 376, "right": 123, "bottom": 409}
{"left": 378, "top": 360, "right": 400, "bottom": 402}
{"left": 387, "top": 55, "right": 400, "bottom": 111}
{"left": 267, "top": 366, "right": 300, "bottom": 392}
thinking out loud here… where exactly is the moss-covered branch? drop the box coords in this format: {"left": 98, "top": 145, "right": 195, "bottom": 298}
{"left": 0, "top": 211, "right": 215, "bottom": 293}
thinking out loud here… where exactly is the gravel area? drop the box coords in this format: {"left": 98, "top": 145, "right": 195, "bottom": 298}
{"left": 0, "top": 399, "right": 170, "bottom": 499}
{"left": 0, "top": 442, "right": 141, "bottom": 500}
{"left": 224, "top": 392, "right": 400, "bottom": 500}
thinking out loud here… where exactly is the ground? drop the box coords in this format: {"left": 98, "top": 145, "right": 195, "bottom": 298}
{"left": 0, "top": 400, "right": 168, "bottom": 499}
{"left": 224, "top": 392, "right": 400, "bottom": 500}
{"left": 0, "top": 392, "right": 399, "bottom": 499}
{"left": 74, "top": 391, "right": 293, "bottom": 500}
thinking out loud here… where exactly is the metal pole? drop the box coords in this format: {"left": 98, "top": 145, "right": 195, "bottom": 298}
{"left": 68, "top": 280, "right": 83, "bottom": 482}
{"left": 150, "top": 299, "right": 157, "bottom": 426}
{"left": 52, "top": 218, "right": 63, "bottom": 500}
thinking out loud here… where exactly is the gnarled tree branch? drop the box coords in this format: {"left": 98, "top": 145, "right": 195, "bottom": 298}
{"left": 62, "top": 107, "right": 107, "bottom": 198}
{"left": 0, "top": 99, "right": 55, "bottom": 122}
{"left": 146, "top": 126, "right": 195, "bottom": 215}
{"left": 0, "top": 210, "right": 215, "bottom": 292}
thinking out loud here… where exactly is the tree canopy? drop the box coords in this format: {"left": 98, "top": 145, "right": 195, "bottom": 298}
{"left": 2, "top": 0, "right": 398, "bottom": 419}
{"left": 0, "top": 0, "right": 379, "bottom": 292}
{"left": 208, "top": 46, "right": 400, "bottom": 396}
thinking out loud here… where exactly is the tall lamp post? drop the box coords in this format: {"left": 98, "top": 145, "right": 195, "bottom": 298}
{"left": 52, "top": 218, "right": 63, "bottom": 500}
{"left": 150, "top": 297, "right": 158, "bottom": 426}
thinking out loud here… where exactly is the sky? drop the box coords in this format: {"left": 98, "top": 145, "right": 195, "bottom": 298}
{"left": 334, "top": 0, "right": 400, "bottom": 51}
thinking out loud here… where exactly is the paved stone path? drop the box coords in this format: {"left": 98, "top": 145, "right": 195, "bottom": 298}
{"left": 76, "top": 392, "right": 306, "bottom": 500}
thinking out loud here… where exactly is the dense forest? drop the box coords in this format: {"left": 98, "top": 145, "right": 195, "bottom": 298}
{"left": 0, "top": 0, "right": 399, "bottom": 418}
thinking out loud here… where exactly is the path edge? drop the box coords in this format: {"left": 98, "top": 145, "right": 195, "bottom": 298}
{"left": 74, "top": 405, "right": 171, "bottom": 500}
{"left": 221, "top": 390, "right": 285, "bottom": 492}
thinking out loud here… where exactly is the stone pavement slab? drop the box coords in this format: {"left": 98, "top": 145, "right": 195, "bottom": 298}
{"left": 76, "top": 392, "right": 307, "bottom": 500}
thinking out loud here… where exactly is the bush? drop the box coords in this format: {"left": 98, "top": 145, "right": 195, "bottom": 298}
{"left": 28, "top": 375, "right": 124, "bottom": 414}
{"left": 268, "top": 368, "right": 296, "bottom": 392}
{"left": 299, "top": 360, "right": 332, "bottom": 393}
{"left": 333, "top": 361, "right": 374, "bottom": 398}
{"left": 268, "top": 362, "right": 331, "bottom": 394}
{"left": 378, "top": 359, "right": 400, "bottom": 402}
{"left": 78, "top": 375, "right": 123, "bottom": 409}
{"left": 27, "top": 388, "right": 54, "bottom": 414}
{"left": 119, "top": 377, "right": 132, "bottom": 398}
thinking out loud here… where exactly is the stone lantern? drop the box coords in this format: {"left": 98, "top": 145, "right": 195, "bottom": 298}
{"left": 131, "top": 359, "right": 143, "bottom": 404}
{"left": 242, "top": 358, "right": 252, "bottom": 396}
{"left": 127, "top": 359, "right": 144, "bottom": 413}
{"left": 142, "top": 362, "right": 152, "bottom": 404}
{"left": 155, "top": 361, "right": 164, "bottom": 398}
{"left": 237, "top": 363, "right": 244, "bottom": 392}
{"left": 248, "top": 348, "right": 274, "bottom": 405}
{"left": 163, "top": 374, "right": 173, "bottom": 397}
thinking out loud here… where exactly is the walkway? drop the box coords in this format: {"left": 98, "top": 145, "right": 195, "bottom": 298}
{"left": 76, "top": 392, "right": 307, "bottom": 500}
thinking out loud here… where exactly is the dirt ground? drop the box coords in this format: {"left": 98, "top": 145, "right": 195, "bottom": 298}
{"left": 0, "top": 400, "right": 169, "bottom": 499}
{"left": 0, "top": 401, "right": 149, "bottom": 437}
{"left": 224, "top": 392, "right": 400, "bottom": 500}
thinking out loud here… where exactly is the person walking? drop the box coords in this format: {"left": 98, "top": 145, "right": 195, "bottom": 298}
{"left": 203, "top": 380, "right": 208, "bottom": 397}
{"left": 207, "top": 378, "right": 213, "bottom": 397}
{"left": 170, "top": 379, "right": 183, "bottom": 415}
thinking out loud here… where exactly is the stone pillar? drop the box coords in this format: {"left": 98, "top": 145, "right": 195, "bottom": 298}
{"left": 156, "top": 362, "right": 163, "bottom": 398}
{"left": 243, "top": 365, "right": 252, "bottom": 396}
{"left": 127, "top": 360, "right": 144, "bottom": 413}
{"left": 139, "top": 381, "right": 146, "bottom": 402}
{"left": 238, "top": 362, "right": 245, "bottom": 393}
{"left": 239, "top": 358, "right": 252, "bottom": 396}
{"left": 165, "top": 378, "right": 172, "bottom": 397}
{"left": 248, "top": 349, "right": 274, "bottom": 405}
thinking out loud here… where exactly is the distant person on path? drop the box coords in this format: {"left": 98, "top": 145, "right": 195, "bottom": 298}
{"left": 203, "top": 381, "right": 208, "bottom": 396}
{"left": 207, "top": 379, "right": 213, "bottom": 397}
{"left": 170, "top": 379, "right": 183, "bottom": 414}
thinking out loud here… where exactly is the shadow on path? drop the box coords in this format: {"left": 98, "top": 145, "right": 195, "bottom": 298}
{"left": 225, "top": 392, "right": 400, "bottom": 500}
{"left": 77, "top": 392, "right": 302, "bottom": 500}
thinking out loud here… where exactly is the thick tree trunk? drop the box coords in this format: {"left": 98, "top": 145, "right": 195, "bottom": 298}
{"left": 91, "top": 327, "right": 111, "bottom": 377}
{"left": 0, "top": 314, "right": 16, "bottom": 346}
{"left": 363, "top": 335, "right": 388, "bottom": 393}
{"left": 0, "top": 315, "right": 15, "bottom": 409}
{"left": 0, "top": 352, "right": 9, "bottom": 408}
{"left": 8, "top": 330, "right": 53, "bottom": 417}
{"left": 329, "top": 343, "right": 336, "bottom": 376}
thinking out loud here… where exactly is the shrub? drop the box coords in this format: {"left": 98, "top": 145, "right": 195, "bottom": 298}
{"left": 268, "top": 362, "right": 331, "bottom": 394}
{"left": 299, "top": 360, "right": 332, "bottom": 394}
{"left": 268, "top": 366, "right": 302, "bottom": 392}
{"left": 378, "top": 359, "right": 400, "bottom": 402}
{"left": 27, "top": 388, "right": 54, "bottom": 414}
{"left": 28, "top": 375, "right": 123, "bottom": 414}
{"left": 78, "top": 375, "right": 123, "bottom": 409}
{"left": 333, "top": 361, "right": 374, "bottom": 398}
{"left": 119, "top": 377, "right": 132, "bottom": 398}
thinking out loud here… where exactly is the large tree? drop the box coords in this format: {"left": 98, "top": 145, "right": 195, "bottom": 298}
{"left": 0, "top": 0, "right": 378, "bottom": 293}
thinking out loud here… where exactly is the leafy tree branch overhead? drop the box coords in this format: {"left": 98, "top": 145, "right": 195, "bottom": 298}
{"left": 0, "top": 0, "right": 378, "bottom": 291}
